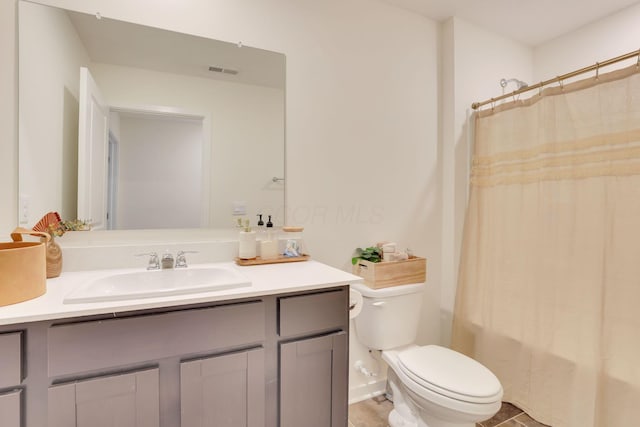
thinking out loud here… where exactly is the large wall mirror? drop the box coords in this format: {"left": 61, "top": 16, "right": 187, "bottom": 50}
{"left": 18, "top": 1, "right": 285, "bottom": 230}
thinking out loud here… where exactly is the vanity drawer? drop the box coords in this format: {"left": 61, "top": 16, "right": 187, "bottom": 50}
{"left": 48, "top": 301, "right": 265, "bottom": 377}
{"left": 0, "top": 332, "right": 23, "bottom": 388}
{"left": 278, "top": 288, "right": 347, "bottom": 337}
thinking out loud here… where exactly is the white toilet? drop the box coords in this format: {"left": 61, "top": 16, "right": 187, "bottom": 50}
{"left": 351, "top": 282, "right": 503, "bottom": 427}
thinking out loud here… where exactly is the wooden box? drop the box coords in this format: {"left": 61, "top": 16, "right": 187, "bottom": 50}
{"left": 352, "top": 256, "right": 426, "bottom": 289}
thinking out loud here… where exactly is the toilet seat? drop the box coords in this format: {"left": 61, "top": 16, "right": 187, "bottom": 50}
{"left": 397, "top": 345, "right": 502, "bottom": 404}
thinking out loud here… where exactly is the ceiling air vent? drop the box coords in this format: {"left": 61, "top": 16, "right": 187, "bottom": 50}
{"left": 208, "top": 65, "right": 239, "bottom": 75}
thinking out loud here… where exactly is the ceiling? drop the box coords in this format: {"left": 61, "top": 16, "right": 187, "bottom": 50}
{"left": 68, "top": 9, "right": 285, "bottom": 89}
{"left": 381, "top": 0, "right": 640, "bottom": 46}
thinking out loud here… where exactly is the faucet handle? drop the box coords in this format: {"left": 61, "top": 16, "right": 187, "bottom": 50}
{"left": 175, "top": 250, "right": 198, "bottom": 268}
{"left": 135, "top": 252, "right": 160, "bottom": 270}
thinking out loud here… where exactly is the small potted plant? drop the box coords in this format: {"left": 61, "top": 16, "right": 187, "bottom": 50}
{"left": 351, "top": 246, "right": 383, "bottom": 265}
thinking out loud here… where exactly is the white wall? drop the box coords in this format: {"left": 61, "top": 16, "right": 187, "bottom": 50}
{"left": 116, "top": 114, "right": 203, "bottom": 229}
{"left": 534, "top": 2, "right": 640, "bottom": 81}
{"left": 91, "top": 63, "right": 285, "bottom": 228}
{"left": 18, "top": 1, "right": 90, "bottom": 225}
{"left": 440, "top": 17, "right": 532, "bottom": 344}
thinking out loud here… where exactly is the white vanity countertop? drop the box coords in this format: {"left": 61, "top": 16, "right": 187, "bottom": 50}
{"left": 0, "top": 260, "right": 362, "bottom": 326}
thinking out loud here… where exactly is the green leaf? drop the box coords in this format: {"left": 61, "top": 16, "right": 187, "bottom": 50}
{"left": 352, "top": 246, "right": 382, "bottom": 263}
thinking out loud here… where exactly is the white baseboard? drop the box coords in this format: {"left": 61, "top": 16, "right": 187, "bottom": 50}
{"left": 348, "top": 378, "right": 387, "bottom": 405}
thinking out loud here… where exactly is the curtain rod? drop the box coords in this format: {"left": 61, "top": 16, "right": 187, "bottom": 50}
{"left": 471, "top": 48, "right": 640, "bottom": 110}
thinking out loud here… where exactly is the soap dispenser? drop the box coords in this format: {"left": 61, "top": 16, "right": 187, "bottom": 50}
{"left": 260, "top": 215, "right": 278, "bottom": 259}
{"left": 255, "top": 214, "right": 266, "bottom": 257}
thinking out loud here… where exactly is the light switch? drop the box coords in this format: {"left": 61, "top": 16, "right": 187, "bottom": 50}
{"left": 19, "top": 195, "right": 29, "bottom": 224}
{"left": 232, "top": 201, "right": 247, "bottom": 216}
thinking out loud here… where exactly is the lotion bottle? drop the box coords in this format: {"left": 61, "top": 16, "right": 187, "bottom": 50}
{"left": 260, "top": 215, "right": 279, "bottom": 259}
{"left": 238, "top": 219, "right": 256, "bottom": 260}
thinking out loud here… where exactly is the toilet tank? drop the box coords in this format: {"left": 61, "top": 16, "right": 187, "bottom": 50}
{"left": 351, "top": 282, "right": 425, "bottom": 350}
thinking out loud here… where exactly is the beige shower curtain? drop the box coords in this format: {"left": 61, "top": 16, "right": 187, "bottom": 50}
{"left": 452, "top": 64, "right": 640, "bottom": 427}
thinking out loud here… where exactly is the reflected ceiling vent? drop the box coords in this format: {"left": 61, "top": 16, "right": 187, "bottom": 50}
{"left": 208, "top": 65, "right": 239, "bottom": 75}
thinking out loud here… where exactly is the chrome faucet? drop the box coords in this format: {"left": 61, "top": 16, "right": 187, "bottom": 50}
{"left": 136, "top": 252, "right": 160, "bottom": 270}
{"left": 175, "top": 250, "right": 198, "bottom": 268}
{"left": 136, "top": 251, "right": 197, "bottom": 270}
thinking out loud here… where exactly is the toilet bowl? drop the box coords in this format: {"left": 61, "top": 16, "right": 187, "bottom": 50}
{"left": 351, "top": 283, "right": 503, "bottom": 427}
{"left": 384, "top": 345, "right": 502, "bottom": 427}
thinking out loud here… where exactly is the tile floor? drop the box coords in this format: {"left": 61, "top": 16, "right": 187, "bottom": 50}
{"left": 348, "top": 398, "right": 551, "bottom": 427}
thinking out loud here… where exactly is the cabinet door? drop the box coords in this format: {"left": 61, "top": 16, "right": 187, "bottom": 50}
{"left": 280, "top": 332, "right": 348, "bottom": 427}
{"left": 0, "top": 332, "right": 23, "bottom": 388}
{"left": 0, "top": 389, "right": 21, "bottom": 427}
{"left": 181, "top": 348, "right": 265, "bottom": 427}
{"left": 48, "top": 368, "right": 159, "bottom": 427}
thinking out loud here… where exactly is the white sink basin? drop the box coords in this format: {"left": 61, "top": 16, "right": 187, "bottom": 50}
{"left": 64, "top": 266, "right": 251, "bottom": 304}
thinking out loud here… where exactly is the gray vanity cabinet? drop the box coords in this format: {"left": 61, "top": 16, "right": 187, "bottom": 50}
{"left": 48, "top": 368, "right": 160, "bottom": 427}
{"left": 180, "top": 348, "right": 265, "bottom": 427}
{"left": 0, "top": 389, "right": 22, "bottom": 427}
{"left": 0, "top": 284, "right": 350, "bottom": 427}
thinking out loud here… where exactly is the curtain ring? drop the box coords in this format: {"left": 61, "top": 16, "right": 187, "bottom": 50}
{"left": 490, "top": 98, "right": 496, "bottom": 111}
{"left": 595, "top": 62, "right": 600, "bottom": 80}
{"left": 538, "top": 82, "right": 544, "bottom": 96}
{"left": 636, "top": 49, "right": 640, "bottom": 68}
{"left": 558, "top": 78, "right": 564, "bottom": 90}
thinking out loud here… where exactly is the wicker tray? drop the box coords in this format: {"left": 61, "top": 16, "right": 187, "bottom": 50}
{"left": 235, "top": 254, "right": 310, "bottom": 266}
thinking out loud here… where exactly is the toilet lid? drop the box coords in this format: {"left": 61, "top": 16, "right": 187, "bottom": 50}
{"left": 397, "top": 345, "right": 502, "bottom": 404}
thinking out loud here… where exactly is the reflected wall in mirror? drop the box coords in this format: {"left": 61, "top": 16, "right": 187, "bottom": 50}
{"left": 18, "top": 1, "right": 285, "bottom": 230}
